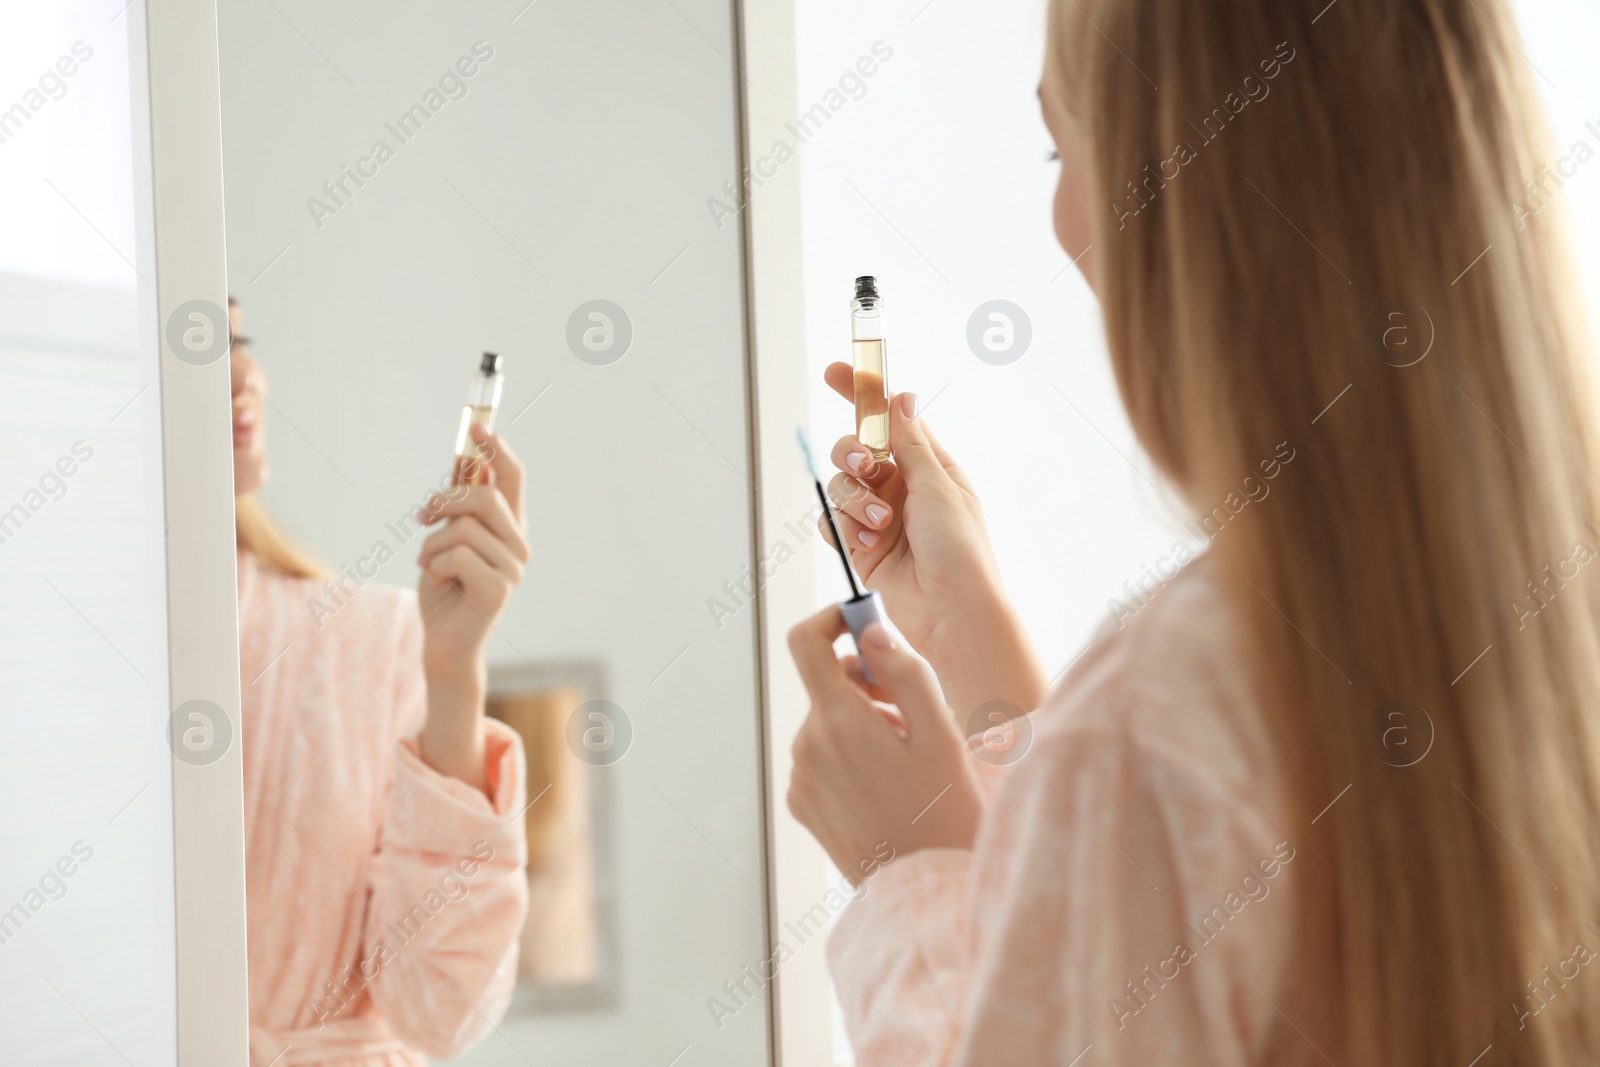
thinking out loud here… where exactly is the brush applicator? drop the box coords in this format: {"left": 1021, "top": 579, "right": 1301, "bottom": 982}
{"left": 797, "top": 428, "right": 899, "bottom": 684}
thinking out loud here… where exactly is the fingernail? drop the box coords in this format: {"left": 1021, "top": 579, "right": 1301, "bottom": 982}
{"left": 899, "top": 393, "right": 918, "bottom": 418}
{"left": 858, "top": 529, "right": 880, "bottom": 548}
{"left": 846, "top": 451, "right": 869, "bottom": 472}
{"left": 860, "top": 622, "right": 896, "bottom": 650}
{"left": 865, "top": 504, "right": 889, "bottom": 526}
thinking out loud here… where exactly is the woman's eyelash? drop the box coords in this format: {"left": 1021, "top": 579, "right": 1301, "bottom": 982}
{"left": 1045, "top": 149, "right": 1060, "bottom": 163}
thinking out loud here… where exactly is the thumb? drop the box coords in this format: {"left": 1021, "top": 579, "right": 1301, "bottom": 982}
{"left": 857, "top": 622, "right": 950, "bottom": 744}
{"left": 888, "top": 392, "right": 948, "bottom": 493}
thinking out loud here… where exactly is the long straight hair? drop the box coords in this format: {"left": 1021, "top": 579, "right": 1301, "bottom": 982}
{"left": 237, "top": 494, "right": 326, "bottom": 580}
{"left": 1048, "top": 0, "right": 1600, "bottom": 1062}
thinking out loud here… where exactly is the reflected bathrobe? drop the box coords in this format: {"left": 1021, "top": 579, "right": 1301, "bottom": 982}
{"left": 237, "top": 550, "right": 530, "bottom": 1067}
{"left": 828, "top": 554, "right": 1300, "bottom": 1066}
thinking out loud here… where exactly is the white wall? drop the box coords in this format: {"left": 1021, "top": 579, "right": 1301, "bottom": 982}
{"left": 1517, "top": 0, "right": 1600, "bottom": 311}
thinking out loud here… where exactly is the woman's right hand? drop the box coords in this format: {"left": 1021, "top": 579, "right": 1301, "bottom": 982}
{"left": 820, "top": 363, "right": 1048, "bottom": 718}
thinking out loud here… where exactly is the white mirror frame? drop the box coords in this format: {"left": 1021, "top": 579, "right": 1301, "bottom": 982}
{"left": 735, "top": 4, "right": 836, "bottom": 1065}
{"left": 144, "top": 0, "right": 251, "bottom": 1060}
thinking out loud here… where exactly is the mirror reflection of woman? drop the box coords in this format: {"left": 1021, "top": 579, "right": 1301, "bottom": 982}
{"left": 788, "top": 1, "right": 1600, "bottom": 1063}
{"left": 229, "top": 298, "right": 532, "bottom": 1066}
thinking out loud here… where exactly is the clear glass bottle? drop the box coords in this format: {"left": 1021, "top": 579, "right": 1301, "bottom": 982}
{"left": 852, "top": 276, "right": 890, "bottom": 462}
{"left": 452, "top": 351, "right": 504, "bottom": 486}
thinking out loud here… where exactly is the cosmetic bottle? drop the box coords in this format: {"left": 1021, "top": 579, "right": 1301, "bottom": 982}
{"left": 452, "top": 351, "right": 503, "bottom": 486}
{"left": 852, "top": 276, "right": 890, "bottom": 462}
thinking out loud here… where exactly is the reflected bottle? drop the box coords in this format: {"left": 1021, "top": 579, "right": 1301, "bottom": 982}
{"left": 852, "top": 276, "right": 890, "bottom": 462}
{"left": 452, "top": 351, "right": 504, "bottom": 486}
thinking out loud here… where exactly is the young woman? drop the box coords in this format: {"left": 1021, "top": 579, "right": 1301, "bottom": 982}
{"left": 787, "top": 1, "right": 1600, "bottom": 1064}
{"left": 229, "top": 299, "right": 532, "bottom": 1066}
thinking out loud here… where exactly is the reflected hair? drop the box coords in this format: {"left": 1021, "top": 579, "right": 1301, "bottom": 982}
{"left": 236, "top": 494, "right": 327, "bottom": 580}
{"left": 1048, "top": 0, "right": 1600, "bottom": 1063}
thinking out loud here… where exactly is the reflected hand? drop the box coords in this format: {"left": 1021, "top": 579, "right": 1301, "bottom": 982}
{"left": 820, "top": 363, "right": 1047, "bottom": 717}
{"left": 786, "top": 606, "right": 982, "bottom": 880}
{"left": 414, "top": 423, "right": 529, "bottom": 790}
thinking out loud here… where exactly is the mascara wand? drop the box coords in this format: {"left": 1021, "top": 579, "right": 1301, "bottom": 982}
{"left": 796, "top": 427, "right": 899, "bottom": 683}
{"left": 797, "top": 428, "right": 863, "bottom": 599}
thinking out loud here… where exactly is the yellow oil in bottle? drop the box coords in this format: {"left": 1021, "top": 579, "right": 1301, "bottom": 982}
{"left": 853, "top": 339, "right": 889, "bottom": 462}
{"left": 451, "top": 404, "right": 496, "bottom": 486}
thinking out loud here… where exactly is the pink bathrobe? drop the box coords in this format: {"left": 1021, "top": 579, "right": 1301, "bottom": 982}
{"left": 828, "top": 554, "right": 1300, "bottom": 1065}
{"left": 237, "top": 551, "right": 530, "bottom": 1066}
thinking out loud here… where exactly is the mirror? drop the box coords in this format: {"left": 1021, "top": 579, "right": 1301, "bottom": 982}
{"left": 0, "top": 4, "right": 185, "bottom": 1062}
{"left": 216, "top": 2, "right": 770, "bottom": 1063}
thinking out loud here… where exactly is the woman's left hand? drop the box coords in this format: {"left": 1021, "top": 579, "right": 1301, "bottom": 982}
{"left": 787, "top": 607, "right": 983, "bottom": 883}
{"left": 414, "top": 423, "right": 529, "bottom": 790}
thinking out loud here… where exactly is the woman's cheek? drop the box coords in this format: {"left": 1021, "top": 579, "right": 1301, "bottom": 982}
{"left": 1055, "top": 163, "right": 1093, "bottom": 260}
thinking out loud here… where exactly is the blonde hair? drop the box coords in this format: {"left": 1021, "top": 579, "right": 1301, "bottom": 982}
{"left": 236, "top": 493, "right": 327, "bottom": 580}
{"left": 1048, "top": 0, "right": 1600, "bottom": 1062}
{"left": 228, "top": 292, "right": 326, "bottom": 581}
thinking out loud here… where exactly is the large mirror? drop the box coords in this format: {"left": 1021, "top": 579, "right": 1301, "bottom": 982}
{"left": 0, "top": 7, "right": 181, "bottom": 1061}
{"left": 216, "top": 1, "right": 770, "bottom": 1063}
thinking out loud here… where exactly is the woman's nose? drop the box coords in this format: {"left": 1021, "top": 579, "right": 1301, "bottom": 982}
{"left": 231, "top": 353, "right": 264, "bottom": 400}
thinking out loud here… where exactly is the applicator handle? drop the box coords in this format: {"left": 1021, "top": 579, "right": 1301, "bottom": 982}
{"left": 840, "top": 590, "right": 899, "bottom": 685}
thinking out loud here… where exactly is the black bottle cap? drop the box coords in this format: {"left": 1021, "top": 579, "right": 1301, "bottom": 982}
{"left": 854, "top": 276, "right": 878, "bottom": 300}
{"left": 479, "top": 351, "right": 502, "bottom": 375}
